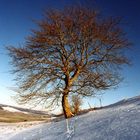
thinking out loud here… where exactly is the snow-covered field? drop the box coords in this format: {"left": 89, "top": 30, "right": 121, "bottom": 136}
{"left": 1, "top": 96, "right": 140, "bottom": 140}
{"left": 0, "top": 121, "right": 45, "bottom": 140}
{"left": 2, "top": 107, "right": 29, "bottom": 114}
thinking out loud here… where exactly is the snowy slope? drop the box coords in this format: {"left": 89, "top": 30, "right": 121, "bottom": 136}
{"left": 0, "top": 104, "right": 50, "bottom": 115}
{"left": 0, "top": 121, "right": 45, "bottom": 140}
{"left": 1, "top": 96, "right": 140, "bottom": 140}
{"left": 2, "top": 107, "right": 28, "bottom": 114}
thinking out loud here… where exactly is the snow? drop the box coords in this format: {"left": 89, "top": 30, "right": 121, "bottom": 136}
{"left": 0, "top": 96, "right": 140, "bottom": 140}
{"left": 0, "top": 122, "right": 45, "bottom": 140}
{"left": 2, "top": 107, "right": 28, "bottom": 114}
{"left": 2, "top": 107, "right": 22, "bottom": 112}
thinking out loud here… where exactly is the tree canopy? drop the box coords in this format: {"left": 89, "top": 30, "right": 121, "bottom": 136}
{"left": 8, "top": 6, "right": 131, "bottom": 118}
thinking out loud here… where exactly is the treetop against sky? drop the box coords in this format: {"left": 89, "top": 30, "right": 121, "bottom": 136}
{"left": 0, "top": 0, "right": 140, "bottom": 109}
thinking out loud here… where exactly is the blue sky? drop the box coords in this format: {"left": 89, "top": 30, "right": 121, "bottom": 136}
{"left": 0, "top": 0, "right": 140, "bottom": 108}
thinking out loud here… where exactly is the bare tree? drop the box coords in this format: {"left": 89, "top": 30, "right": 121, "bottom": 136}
{"left": 8, "top": 6, "right": 131, "bottom": 118}
{"left": 71, "top": 95, "right": 82, "bottom": 115}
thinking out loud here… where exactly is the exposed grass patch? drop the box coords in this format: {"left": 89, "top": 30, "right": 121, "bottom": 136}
{"left": 0, "top": 110, "right": 50, "bottom": 123}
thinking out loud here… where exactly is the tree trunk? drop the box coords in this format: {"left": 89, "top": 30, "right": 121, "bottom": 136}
{"left": 62, "top": 93, "right": 73, "bottom": 118}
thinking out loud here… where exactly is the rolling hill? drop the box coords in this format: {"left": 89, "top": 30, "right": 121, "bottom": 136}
{"left": 0, "top": 104, "right": 51, "bottom": 123}
{"left": 1, "top": 95, "right": 140, "bottom": 140}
